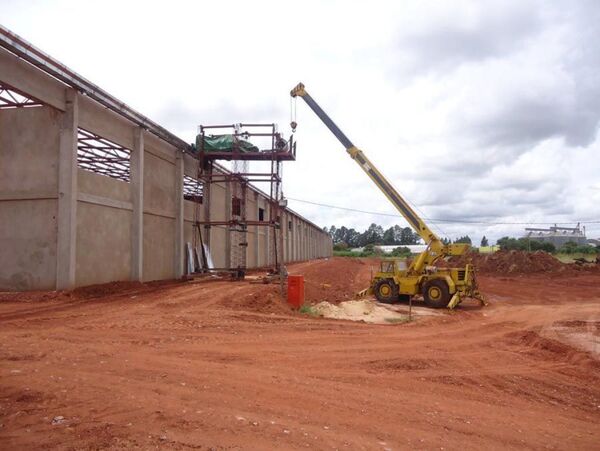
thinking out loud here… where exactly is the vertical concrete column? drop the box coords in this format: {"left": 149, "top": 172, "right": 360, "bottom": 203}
{"left": 291, "top": 217, "right": 295, "bottom": 262}
{"left": 300, "top": 222, "right": 305, "bottom": 261}
{"left": 296, "top": 219, "right": 302, "bottom": 261}
{"left": 281, "top": 211, "right": 286, "bottom": 263}
{"left": 265, "top": 203, "right": 271, "bottom": 266}
{"left": 300, "top": 222, "right": 306, "bottom": 261}
{"left": 130, "top": 127, "right": 144, "bottom": 281}
{"left": 174, "top": 153, "right": 184, "bottom": 278}
{"left": 56, "top": 89, "right": 79, "bottom": 290}
{"left": 203, "top": 166, "right": 211, "bottom": 251}
{"left": 304, "top": 225, "right": 308, "bottom": 260}
{"left": 224, "top": 178, "right": 231, "bottom": 269}
{"left": 293, "top": 217, "right": 298, "bottom": 261}
{"left": 254, "top": 193, "right": 259, "bottom": 268}
{"left": 278, "top": 209, "right": 285, "bottom": 267}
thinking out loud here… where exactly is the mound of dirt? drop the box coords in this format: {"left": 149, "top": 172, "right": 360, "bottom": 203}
{"left": 446, "top": 250, "right": 568, "bottom": 275}
{"left": 312, "top": 300, "right": 408, "bottom": 324}
{"left": 223, "top": 286, "right": 293, "bottom": 315}
{"left": 289, "top": 257, "right": 374, "bottom": 304}
{"left": 504, "top": 329, "right": 600, "bottom": 370}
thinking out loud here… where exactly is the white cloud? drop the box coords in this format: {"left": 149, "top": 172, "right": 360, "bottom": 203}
{"left": 2, "top": 0, "right": 599, "bottom": 243}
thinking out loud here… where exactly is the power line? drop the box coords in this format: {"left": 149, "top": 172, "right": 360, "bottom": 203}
{"left": 286, "top": 196, "right": 600, "bottom": 226}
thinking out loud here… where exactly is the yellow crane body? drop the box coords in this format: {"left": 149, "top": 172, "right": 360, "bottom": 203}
{"left": 291, "top": 82, "right": 485, "bottom": 309}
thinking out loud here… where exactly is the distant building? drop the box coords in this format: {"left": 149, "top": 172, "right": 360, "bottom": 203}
{"left": 523, "top": 223, "right": 587, "bottom": 247}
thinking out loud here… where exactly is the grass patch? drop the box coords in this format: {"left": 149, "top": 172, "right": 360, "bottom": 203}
{"left": 333, "top": 250, "right": 372, "bottom": 257}
{"left": 554, "top": 253, "right": 597, "bottom": 263}
{"left": 299, "top": 304, "right": 320, "bottom": 317}
{"left": 384, "top": 316, "right": 411, "bottom": 324}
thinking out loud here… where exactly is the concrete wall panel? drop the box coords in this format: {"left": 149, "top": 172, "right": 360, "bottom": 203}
{"left": 0, "top": 106, "right": 60, "bottom": 195}
{"left": 78, "top": 95, "right": 135, "bottom": 149}
{"left": 0, "top": 48, "right": 66, "bottom": 111}
{"left": 0, "top": 106, "right": 60, "bottom": 291}
{"left": 144, "top": 152, "right": 175, "bottom": 216}
{"left": 0, "top": 200, "right": 57, "bottom": 290}
{"left": 76, "top": 202, "right": 131, "bottom": 287}
{"left": 145, "top": 133, "right": 176, "bottom": 163}
{"left": 78, "top": 169, "right": 131, "bottom": 203}
{"left": 143, "top": 214, "right": 175, "bottom": 281}
{"left": 210, "top": 226, "right": 227, "bottom": 268}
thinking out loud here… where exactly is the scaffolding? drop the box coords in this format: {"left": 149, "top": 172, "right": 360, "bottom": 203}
{"left": 192, "top": 123, "right": 296, "bottom": 279}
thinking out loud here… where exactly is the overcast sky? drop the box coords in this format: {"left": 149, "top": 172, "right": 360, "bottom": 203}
{"left": 2, "top": 0, "right": 599, "bottom": 243}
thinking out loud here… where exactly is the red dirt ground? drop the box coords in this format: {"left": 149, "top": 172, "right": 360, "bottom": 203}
{"left": 1, "top": 257, "right": 599, "bottom": 450}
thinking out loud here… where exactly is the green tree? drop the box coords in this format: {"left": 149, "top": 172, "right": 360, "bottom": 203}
{"left": 526, "top": 239, "right": 555, "bottom": 253}
{"left": 390, "top": 246, "right": 411, "bottom": 257}
{"left": 358, "top": 223, "right": 384, "bottom": 247}
{"left": 349, "top": 229, "right": 361, "bottom": 247}
{"left": 382, "top": 227, "right": 396, "bottom": 245}
{"left": 480, "top": 236, "right": 489, "bottom": 247}
{"left": 333, "top": 242, "right": 348, "bottom": 251}
{"left": 454, "top": 235, "right": 472, "bottom": 245}
{"left": 560, "top": 241, "right": 578, "bottom": 254}
{"left": 363, "top": 243, "right": 375, "bottom": 254}
{"left": 497, "top": 236, "right": 524, "bottom": 250}
{"left": 400, "top": 226, "right": 418, "bottom": 244}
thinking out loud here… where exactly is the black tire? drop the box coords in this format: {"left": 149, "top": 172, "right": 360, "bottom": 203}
{"left": 374, "top": 279, "right": 399, "bottom": 304}
{"left": 422, "top": 279, "right": 451, "bottom": 309}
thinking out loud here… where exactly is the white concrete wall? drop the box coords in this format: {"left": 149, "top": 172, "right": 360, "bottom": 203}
{"left": 0, "top": 106, "right": 60, "bottom": 290}
{"left": 76, "top": 170, "right": 132, "bottom": 286}
{"left": 0, "top": 45, "right": 332, "bottom": 290}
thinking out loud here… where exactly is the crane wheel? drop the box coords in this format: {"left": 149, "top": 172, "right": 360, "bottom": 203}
{"left": 374, "top": 279, "right": 398, "bottom": 304}
{"left": 422, "top": 279, "right": 451, "bottom": 309}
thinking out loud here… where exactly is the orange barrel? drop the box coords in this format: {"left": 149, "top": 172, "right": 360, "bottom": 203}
{"left": 287, "top": 275, "right": 305, "bottom": 308}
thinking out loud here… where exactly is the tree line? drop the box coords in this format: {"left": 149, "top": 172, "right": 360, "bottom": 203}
{"left": 324, "top": 223, "right": 477, "bottom": 248}
{"left": 324, "top": 224, "right": 420, "bottom": 248}
{"left": 496, "top": 236, "right": 598, "bottom": 254}
{"left": 324, "top": 222, "right": 598, "bottom": 255}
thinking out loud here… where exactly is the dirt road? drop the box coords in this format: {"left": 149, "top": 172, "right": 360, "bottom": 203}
{"left": 1, "top": 258, "right": 599, "bottom": 449}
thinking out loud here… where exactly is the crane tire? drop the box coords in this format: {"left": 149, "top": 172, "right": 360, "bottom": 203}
{"left": 374, "top": 279, "right": 399, "bottom": 304}
{"left": 422, "top": 279, "right": 451, "bottom": 309}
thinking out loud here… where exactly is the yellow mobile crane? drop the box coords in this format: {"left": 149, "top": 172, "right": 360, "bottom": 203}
{"left": 290, "top": 83, "right": 485, "bottom": 309}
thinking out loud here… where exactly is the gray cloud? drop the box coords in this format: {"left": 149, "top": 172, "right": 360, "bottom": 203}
{"left": 462, "top": 78, "right": 600, "bottom": 150}
{"left": 152, "top": 100, "right": 284, "bottom": 142}
{"left": 457, "top": 4, "right": 600, "bottom": 151}
{"left": 396, "top": 1, "right": 543, "bottom": 76}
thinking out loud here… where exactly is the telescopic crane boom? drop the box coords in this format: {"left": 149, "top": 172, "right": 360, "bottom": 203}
{"left": 291, "top": 82, "right": 485, "bottom": 308}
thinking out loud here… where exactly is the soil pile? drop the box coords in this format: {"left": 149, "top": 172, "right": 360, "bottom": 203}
{"left": 447, "top": 250, "right": 566, "bottom": 275}
{"left": 312, "top": 300, "right": 408, "bottom": 324}
{"left": 288, "top": 257, "right": 373, "bottom": 304}
{"left": 219, "top": 285, "right": 293, "bottom": 315}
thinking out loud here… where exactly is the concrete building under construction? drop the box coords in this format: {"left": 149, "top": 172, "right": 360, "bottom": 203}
{"left": 0, "top": 26, "right": 332, "bottom": 292}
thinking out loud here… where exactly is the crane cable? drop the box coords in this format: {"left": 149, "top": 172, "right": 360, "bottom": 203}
{"left": 289, "top": 95, "right": 297, "bottom": 132}
{"left": 286, "top": 196, "right": 600, "bottom": 226}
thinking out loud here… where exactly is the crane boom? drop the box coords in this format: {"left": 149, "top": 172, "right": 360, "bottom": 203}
{"left": 290, "top": 82, "right": 468, "bottom": 274}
